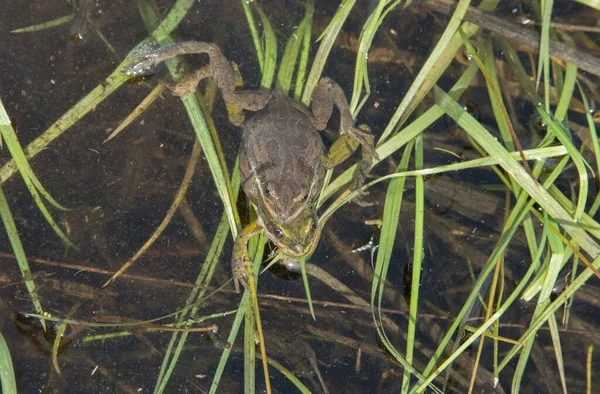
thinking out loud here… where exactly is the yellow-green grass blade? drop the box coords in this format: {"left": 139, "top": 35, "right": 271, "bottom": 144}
{"left": 434, "top": 87, "right": 599, "bottom": 257}
{"left": 536, "top": 0, "right": 553, "bottom": 110}
{"left": 575, "top": 0, "right": 600, "bottom": 10}
{"left": 0, "top": 100, "right": 73, "bottom": 247}
{"left": 349, "top": 0, "right": 401, "bottom": 114}
{"left": 244, "top": 300, "right": 256, "bottom": 393}
{"left": 301, "top": 0, "right": 356, "bottom": 106}
{"left": 0, "top": 331, "right": 17, "bottom": 394}
{"left": 299, "top": 255, "right": 316, "bottom": 320}
{"left": 555, "top": 63, "right": 578, "bottom": 122}
{"left": 401, "top": 134, "right": 424, "bottom": 392}
{"left": 370, "top": 139, "right": 437, "bottom": 390}
{"left": 264, "top": 356, "right": 311, "bottom": 393}
{"left": 537, "top": 107, "right": 589, "bottom": 221}
{"left": 209, "top": 234, "right": 268, "bottom": 394}
{"left": 278, "top": 0, "right": 315, "bottom": 95}
{"left": 378, "top": 0, "right": 481, "bottom": 143}
{"left": 548, "top": 314, "right": 568, "bottom": 394}
{"left": 277, "top": 0, "right": 314, "bottom": 95}
{"left": 255, "top": 4, "right": 277, "bottom": 90}
{"left": 181, "top": 94, "right": 240, "bottom": 235}
{"left": 0, "top": 101, "right": 70, "bottom": 211}
{"left": 11, "top": 14, "right": 74, "bottom": 33}
{"left": 277, "top": 22, "right": 307, "bottom": 95}
{"left": 577, "top": 82, "right": 600, "bottom": 191}
{"left": 241, "top": 0, "right": 265, "bottom": 72}
{"left": 512, "top": 216, "right": 564, "bottom": 393}
{"left": 0, "top": 185, "right": 46, "bottom": 327}
{"left": 294, "top": 0, "right": 314, "bottom": 101}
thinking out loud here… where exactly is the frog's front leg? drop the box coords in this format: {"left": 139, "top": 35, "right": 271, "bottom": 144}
{"left": 311, "top": 78, "right": 376, "bottom": 192}
{"left": 231, "top": 220, "right": 263, "bottom": 293}
{"left": 123, "top": 41, "right": 270, "bottom": 112}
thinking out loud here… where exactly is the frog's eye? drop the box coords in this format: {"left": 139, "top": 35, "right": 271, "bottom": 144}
{"left": 264, "top": 187, "right": 271, "bottom": 195}
{"left": 311, "top": 221, "right": 318, "bottom": 230}
{"left": 274, "top": 228, "right": 284, "bottom": 238}
{"left": 301, "top": 193, "right": 309, "bottom": 202}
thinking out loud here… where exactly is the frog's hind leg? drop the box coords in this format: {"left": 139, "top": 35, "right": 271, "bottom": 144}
{"left": 312, "top": 77, "right": 376, "bottom": 196}
{"left": 125, "top": 41, "right": 270, "bottom": 112}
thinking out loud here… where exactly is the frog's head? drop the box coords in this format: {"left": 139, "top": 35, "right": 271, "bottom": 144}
{"left": 258, "top": 180, "right": 316, "bottom": 223}
{"left": 258, "top": 206, "right": 320, "bottom": 257}
{"left": 257, "top": 160, "right": 324, "bottom": 223}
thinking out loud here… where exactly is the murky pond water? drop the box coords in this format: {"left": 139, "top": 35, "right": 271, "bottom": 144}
{"left": 1, "top": 1, "right": 599, "bottom": 393}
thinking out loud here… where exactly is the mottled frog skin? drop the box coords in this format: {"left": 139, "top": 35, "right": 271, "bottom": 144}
{"left": 123, "top": 41, "right": 375, "bottom": 291}
{"left": 240, "top": 90, "right": 325, "bottom": 224}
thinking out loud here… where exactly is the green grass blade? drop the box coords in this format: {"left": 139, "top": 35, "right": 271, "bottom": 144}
{"left": 378, "top": 0, "right": 475, "bottom": 143}
{"left": 349, "top": 0, "right": 401, "bottom": 113}
{"left": 293, "top": 0, "right": 314, "bottom": 101}
{"left": 401, "top": 134, "right": 424, "bottom": 392}
{"left": 241, "top": 0, "right": 265, "bottom": 72}
{"left": 277, "top": 22, "right": 307, "bottom": 95}
{"left": 0, "top": 185, "right": 46, "bottom": 327}
{"left": 548, "top": 314, "right": 568, "bottom": 393}
{"left": 577, "top": 82, "right": 600, "bottom": 186}
{"left": 574, "top": 0, "right": 600, "bottom": 10}
{"left": 0, "top": 331, "right": 17, "bottom": 394}
{"left": 11, "top": 14, "right": 75, "bottom": 33}
{"left": 277, "top": 0, "right": 314, "bottom": 96}
{"left": 0, "top": 100, "right": 73, "bottom": 247}
{"left": 434, "top": 87, "right": 599, "bottom": 257}
{"left": 300, "top": 255, "right": 316, "bottom": 320}
{"left": 148, "top": 0, "right": 196, "bottom": 43}
{"left": 536, "top": 0, "right": 553, "bottom": 109}
{"left": 537, "top": 107, "right": 589, "bottom": 220}
{"left": 255, "top": 5, "right": 277, "bottom": 90}
{"left": 369, "top": 139, "right": 437, "bottom": 390}
{"left": 301, "top": 0, "right": 356, "bottom": 105}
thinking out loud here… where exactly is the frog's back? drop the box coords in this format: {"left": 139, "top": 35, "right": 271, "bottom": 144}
{"left": 240, "top": 92, "right": 326, "bottom": 220}
{"left": 241, "top": 92, "right": 325, "bottom": 174}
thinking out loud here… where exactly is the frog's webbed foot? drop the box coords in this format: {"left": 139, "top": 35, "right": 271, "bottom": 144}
{"left": 231, "top": 257, "right": 253, "bottom": 293}
{"left": 231, "top": 220, "right": 262, "bottom": 293}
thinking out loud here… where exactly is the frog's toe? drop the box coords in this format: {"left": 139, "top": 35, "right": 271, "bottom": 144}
{"left": 352, "top": 191, "right": 378, "bottom": 207}
{"left": 231, "top": 258, "right": 252, "bottom": 293}
{"left": 352, "top": 126, "right": 377, "bottom": 159}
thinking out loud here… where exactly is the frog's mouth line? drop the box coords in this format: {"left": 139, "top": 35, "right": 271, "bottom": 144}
{"left": 256, "top": 207, "right": 321, "bottom": 258}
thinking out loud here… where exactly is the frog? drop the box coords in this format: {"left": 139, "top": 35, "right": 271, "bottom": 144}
{"left": 122, "top": 41, "right": 375, "bottom": 291}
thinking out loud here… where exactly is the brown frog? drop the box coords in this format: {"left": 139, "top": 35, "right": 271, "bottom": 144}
{"left": 123, "top": 41, "right": 375, "bottom": 290}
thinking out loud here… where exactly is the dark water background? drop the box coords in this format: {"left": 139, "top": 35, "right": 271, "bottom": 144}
{"left": 0, "top": 0, "right": 599, "bottom": 393}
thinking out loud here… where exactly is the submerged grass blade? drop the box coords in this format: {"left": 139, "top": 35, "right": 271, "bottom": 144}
{"left": 0, "top": 99, "right": 73, "bottom": 246}
{"left": 0, "top": 185, "right": 46, "bottom": 327}
{"left": 11, "top": 14, "right": 75, "bottom": 33}
{"left": 102, "top": 140, "right": 201, "bottom": 287}
{"left": 0, "top": 331, "right": 17, "bottom": 394}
